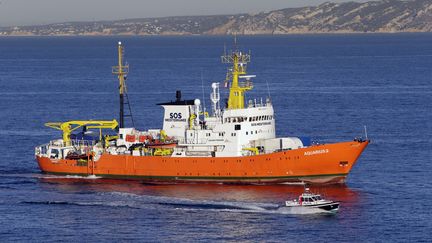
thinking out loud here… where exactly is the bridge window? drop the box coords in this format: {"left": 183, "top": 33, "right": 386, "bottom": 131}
{"left": 50, "top": 149, "right": 59, "bottom": 159}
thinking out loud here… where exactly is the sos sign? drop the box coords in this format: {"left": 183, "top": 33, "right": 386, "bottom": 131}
{"left": 169, "top": 112, "right": 182, "bottom": 119}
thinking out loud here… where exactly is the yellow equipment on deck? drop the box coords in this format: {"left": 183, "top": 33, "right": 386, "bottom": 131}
{"left": 153, "top": 148, "right": 173, "bottom": 156}
{"left": 242, "top": 147, "right": 259, "bottom": 155}
{"left": 221, "top": 43, "right": 253, "bottom": 110}
{"left": 45, "top": 120, "right": 118, "bottom": 144}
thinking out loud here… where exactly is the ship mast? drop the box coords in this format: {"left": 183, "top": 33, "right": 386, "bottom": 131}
{"left": 112, "top": 42, "right": 129, "bottom": 128}
{"left": 221, "top": 43, "right": 253, "bottom": 109}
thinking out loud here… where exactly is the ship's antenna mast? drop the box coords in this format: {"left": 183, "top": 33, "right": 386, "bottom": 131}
{"left": 112, "top": 41, "right": 130, "bottom": 129}
{"left": 266, "top": 81, "right": 272, "bottom": 101}
{"left": 364, "top": 125, "right": 368, "bottom": 140}
{"left": 201, "top": 70, "right": 206, "bottom": 121}
{"left": 221, "top": 35, "right": 253, "bottom": 110}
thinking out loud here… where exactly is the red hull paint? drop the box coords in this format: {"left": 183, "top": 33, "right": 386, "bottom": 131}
{"left": 37, "top": 140, "right": 369, "bottom": 184}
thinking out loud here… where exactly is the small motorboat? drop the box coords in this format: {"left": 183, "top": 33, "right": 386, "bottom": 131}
{"left": 282, "top": 188, "right": 340, "bottom": 214}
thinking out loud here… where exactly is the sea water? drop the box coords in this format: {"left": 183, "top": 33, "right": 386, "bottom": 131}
{"left": 0, "top": 34, "right": 431, "bottom": 241}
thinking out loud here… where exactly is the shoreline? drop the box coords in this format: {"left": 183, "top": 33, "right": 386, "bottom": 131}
{"left": 0, "top": 31, "right": 431, "bottom": 37}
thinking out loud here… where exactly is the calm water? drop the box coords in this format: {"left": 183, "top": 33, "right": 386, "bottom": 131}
{"left": 0, "top": 34, "right": 431, "bottom": 242}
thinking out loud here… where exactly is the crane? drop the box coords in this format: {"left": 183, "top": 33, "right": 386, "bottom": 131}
{"left": 45, "top": 120, "right": 118, "bottom": 144}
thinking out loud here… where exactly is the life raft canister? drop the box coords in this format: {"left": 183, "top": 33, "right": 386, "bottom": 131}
{"left": 126, "top": 134, "right": 136, "bottom": 142}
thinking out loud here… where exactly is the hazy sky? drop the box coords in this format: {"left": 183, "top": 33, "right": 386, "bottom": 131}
{"left": 0, "top": 0, "right": 368, "bottom": 27}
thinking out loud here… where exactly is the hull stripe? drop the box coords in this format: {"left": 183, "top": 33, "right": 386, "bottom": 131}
{"left": 42, "top": 172, "right": 348, "bottom": 181}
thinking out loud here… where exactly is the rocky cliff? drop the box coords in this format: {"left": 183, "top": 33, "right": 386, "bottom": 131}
{"left": 2, "top": 0, "right": 432, "bottom": 36}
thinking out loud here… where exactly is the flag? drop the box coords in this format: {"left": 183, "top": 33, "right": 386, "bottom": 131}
{"left": 224, "top": 81, "right": 229, "bottom": 88}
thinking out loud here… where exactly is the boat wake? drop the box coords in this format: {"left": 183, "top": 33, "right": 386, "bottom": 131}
{"left": 21, "top": 200, "right": 140, "bottom": 209}
{"left": 275, "top": 206, "right": 338, "bottom": 215}
{"left": 157, "top": 200, "right": 275, "bottom": 212}
{"left": 169, "top": 202, "right": 337, "bottom": 215}
{"left": 39, "top": 174, "right": 102, "bottom": 180}
{"left": 19, "top": 191, "right": 337, "bottom": 216}
{"left": 47, "top": 192, "right": 334, "bottom": 215}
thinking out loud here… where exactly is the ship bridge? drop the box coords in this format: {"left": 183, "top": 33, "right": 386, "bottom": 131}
{"left": 159, "top": 46, "right": 278, "bottom": 157}
{"left": 149, "top": 44, "right": 302, "bottom": 157}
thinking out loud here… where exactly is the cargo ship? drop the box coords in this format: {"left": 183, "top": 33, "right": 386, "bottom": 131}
{"left": 35, "top": 41, "right": 369, "bottom": 184}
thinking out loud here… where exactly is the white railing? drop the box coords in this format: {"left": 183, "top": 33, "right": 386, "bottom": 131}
{"left": 35, "top": 140, "right": 97, "bottom": 157}
{"left": 178, "top": 138, "right": 209, "bottom": 145}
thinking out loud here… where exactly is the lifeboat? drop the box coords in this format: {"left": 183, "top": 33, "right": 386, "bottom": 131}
{"left": 146, "top": 140, "right": 177, "bottom": 149}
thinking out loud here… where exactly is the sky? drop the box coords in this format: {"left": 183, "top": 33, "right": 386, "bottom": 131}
{"left": 0, "top": 0, "right": 369, "bottom": 27}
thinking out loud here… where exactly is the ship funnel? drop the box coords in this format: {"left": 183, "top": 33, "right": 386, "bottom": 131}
{"left": 176, "top": 90, "right": 182, "bottom": 102}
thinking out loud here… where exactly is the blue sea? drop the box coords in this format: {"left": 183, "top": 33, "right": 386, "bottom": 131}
{"left": 0, "top": 34, "right": 431, "bottom": 242}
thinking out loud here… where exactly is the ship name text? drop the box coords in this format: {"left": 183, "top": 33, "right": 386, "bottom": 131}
{"left": 304, "top": 149, "right": 329, "bottom": 156}
{"left": 251, "top": 122, "right": 271, "bottom": 126}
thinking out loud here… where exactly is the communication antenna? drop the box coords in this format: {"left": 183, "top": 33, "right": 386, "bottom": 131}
{"left": 364, "top": 125, "right": 368, "bottom": 140}
{"left": 221, "top": 37, "right": 253, "bottom": 110}
{"left": 266, "top": 81, "right": 272, "bottom": 102}
{"left": 201, "top": 70, "right": 206, "bottom": 121}
{"left": 112, "top": 41, "right": 134, "bottom": 128}
{"left": 234, "top": 33, "right": 238, "bottom": 50}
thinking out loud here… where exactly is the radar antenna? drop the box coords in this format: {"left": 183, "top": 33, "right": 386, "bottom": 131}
{"left": 221, "top": 36, "right": 254, "bottom": 109}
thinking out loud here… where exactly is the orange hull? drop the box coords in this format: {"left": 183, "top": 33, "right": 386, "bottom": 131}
{"left": 36, "top": 140, "right": 368, "bottom": 184}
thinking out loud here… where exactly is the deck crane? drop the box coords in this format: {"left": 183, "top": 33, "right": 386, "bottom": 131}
{"left": 45, "top": 120, "right": 118, "bottom": 145}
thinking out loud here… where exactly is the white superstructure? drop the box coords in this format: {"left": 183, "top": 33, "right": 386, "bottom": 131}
{"left": 112, "top": 47, "right": 306, "bottom": 158}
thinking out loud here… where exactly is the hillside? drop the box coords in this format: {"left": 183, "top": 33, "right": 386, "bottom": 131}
{"left": 1, "top": 0, "right": 432, "bottom": 36}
